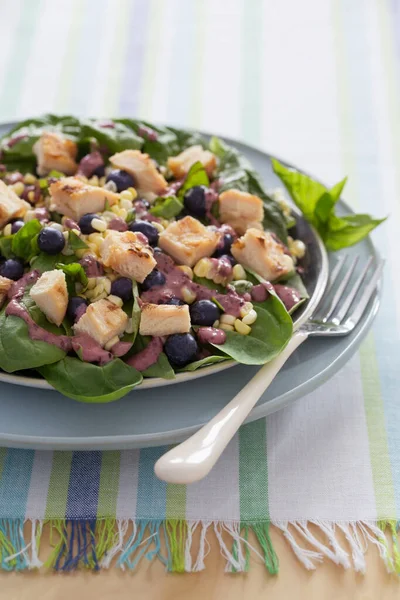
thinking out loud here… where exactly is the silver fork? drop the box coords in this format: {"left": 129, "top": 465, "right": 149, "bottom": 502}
{"left": 155, "top": 257, "right": 384, "bottom": 484}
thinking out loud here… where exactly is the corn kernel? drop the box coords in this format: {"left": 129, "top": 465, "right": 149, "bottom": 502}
{"left": 219, "top": 323, "right": 234, "bottom": 332}
{"left": 104, "top": 335, "right": 120, "bottom": 351}
{"left": 23, "top": 173, "right": 36, "bottom": 185}
{"left": 152, "top": 221, "right": 164, "bottom": 233}
{"left": 159, "top": 218, "right": 170, "bottom": 229}
{"left": 239, "top": 301, "right": 254, "bottom": 318}
{"left": 213, "top": 320, "right": 220, "bottom": 328}
{"left": 232, "top": 264, "right": 247, "bottom": 280}
{"left": 125, "top": 318, "right": 134, "bottom": 334}
{"left": 75, "top": 248, "right": 86, "bottom": 259}
{"left": 99, "top": 176, "right": 106, "bottom": 187}
{"left": 242, "top": 309, "right": 258, "bottom": 325}
{"left": 118, "top": 208, "right": 127, "bottom": 220}
{"left": 107, "top": 294, "right": 123, "bottom": 307}
{"left": 220, "top": 314, "right": 236, "bottom": 325}
{"left": 86, "top": 278, "right": 96, "bottom": 290}
{"left": 182, "top": 286, "right": 196, "bottom": 304}
{"left": 11, "top": 182, "right": 24, "bottom": 196}
{"left": 111, "top": 204, "right": 120, "bottom": 214}
{"left": 104, "top": 279, "right": 112, "bottom": 294}
{"left": 3, "top": 224, "right": 12, "bottom": 237}
{"left": 93, "top": 290, "right": 108, "bottom": 302}
{"left": 24, "top": 209, "right": 35, "bottom": 222}
{"left": 49, "top": 222, "right": 64, "bottom": 232}
{"left": 290, "top": 239, "right": 306, "bottom": 259}
{"left": 89, "top": 175, "right": 99, "bottom": 186}
{"left": 120, "top": 198, "right": 133, "bottom": 211}
{"left": 85, "top": 288, "right": 95, "bottom": 300}
{"left": 128, "top": 187, "right": 137, "bottom": 199}
{"left": 177, "top": 265, "right": 194, "bottom": 280}
{"left": 62, "top": 246, "right": 75, "bottom": 256}
{"left": 92, "top": 218, "right": 107, "bottom": 232}
{"left": 62, "top": 231, "right": 69, "bottom": 242}
{"left": 88, "top": 233, "right": 104, "bottom": 245}
{"left": 27, "top": 191, "right": 35, "bottom": 203}
{"left": 88, "top": 242, "right": 99, "bottom": 254}
{"left": 234, "top": 319, "right": 251, "bottom": 335}
{"left": 120, "top": 190, "right": 134, "bottom": 202}
{"left": 194, "top": 258, "right": 211, "bottom": 278}
{"left": 104, "top": 180, "right": 117, "bottom": 192}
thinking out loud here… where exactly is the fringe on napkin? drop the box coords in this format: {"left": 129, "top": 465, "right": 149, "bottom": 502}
{"left": 0, "top": 519, "right": 399, "bottom": 573}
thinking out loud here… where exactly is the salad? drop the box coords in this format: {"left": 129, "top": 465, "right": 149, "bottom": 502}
{"left": 0, "top": 115, "right": 384, "bottom": 402}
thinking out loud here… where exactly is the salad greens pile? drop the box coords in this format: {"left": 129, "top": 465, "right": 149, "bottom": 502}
{"left": 0, "top": 115, "right": 384, "bottom": 403}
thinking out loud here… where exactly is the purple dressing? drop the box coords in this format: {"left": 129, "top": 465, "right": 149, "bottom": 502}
{"left": 7, "top": 134, "right": 28, "bottom": 148}
{"left": 210, "top": 256, "right": 232, "bottom": 280}
{"left": 108, "top": 218, "right": 128, "bottom": 232}
{"left": 5, "top": 172, "right": 23, "bottom": 185}
{"left": 274, "top": 284, "right": 301, "bottom": 312}
{"left": 34, "top": 207, "right": 49, "bottom": 222}
{"left": 111, "top": 341, "right": 133, "bottom": 357}
{"left": 165, "top": 180, "right": 183, "bottom": 196}
{"left": 137, "top": 125, "right": 158, "bottom": 141}
{"left": 75, "top": 303, "right": 87, "bottom": 321}
{"left": 22, "top": 184, "right": 41, "bottom": 204}
{"left": 98, "top": 120, "right": 115, "bottom": 129}
{"left": 77, "top": 151, "right": 104, "bottom": 178}
{"left": 72, "top": 334, "right": 113, "bottom": 365}
{"left": 251, "top": 284, "right": 268, "bottom": 303}
{"left": 197, "top": 327, "right": 226, "bottom": 345}
{"left": 63, "top": 217, "right": 80, "bottom": 231}
{"left": 6, "top": 271, "right": 73, "bottom": 352}
{"left": 79, "top": 255, "right": 104, "bottom": 277}
{"left": 141, "top": 253, "right": 245, "bottom": 317}
{"left": 126, "top": 336, "right": 163, "bottom": 371}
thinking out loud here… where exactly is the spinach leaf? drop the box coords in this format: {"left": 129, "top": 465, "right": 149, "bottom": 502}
{"left": 193, "top": 276, "right": 225, "bottom": 293}
{"left": 68, "top": 231, "right": 89, "bottom": 251}
{"left": 121, "top": 281, "right": 141, "bottom": 344}
{"left": 272, "top": 159, "right": 386, "bottom": 250}
{"left": 131, "top": 335, "right": 175, "bottom": 380}
{"left": 149, "top": 196, "right": 183, "bottom": 219}
{"left": 210, "top": 296, "right": 293, "bottom": 365}
{"left": 281, "top": 273, "right": 309, "bottom": 314}
{"left": 0, "top": 236, "right": 15, "bottom": 258}
{"left": 31, "top": 252, "right": 76, "bottom": 273}
{"left": 178, "top": 162, "right": 209, "bottom": 198}
{"left": 56, "top": 262, "right": 88, "bottom": 294}
{"left": 11, "top": 220, "right": 42, "bottom": 260}
{"left": 177, "top": 355, "right": 231, "bottom": 372}
{"left": 38, "top": 357, "right": 143, "bottom": 402}
{"left": 81, "top": 120, "right": 142, "bottom": 155}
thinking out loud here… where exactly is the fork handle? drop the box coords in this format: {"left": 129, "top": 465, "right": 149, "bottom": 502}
{"left": 154, "top": 331, "right": 308, "bottom": 484}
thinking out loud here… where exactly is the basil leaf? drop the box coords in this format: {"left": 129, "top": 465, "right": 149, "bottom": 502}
{"left": 272, "top": 159, "right": 385, "bottom": 250}
{"left": 0, "top": 235, "right": 15, "bottom": 258}
{"left": 11, "top": 219, "right": 42, "bottom": 260}
{"left": 68, "top": 231, "right": 88, "bottom": 250}
{"left": 149, "top": 196, "right": 183, "bottom": 219}
{"left": 178, "top": 162, "right": 209, "bottom": 198}
{"left": 38, "top": 357, "right": 143, "bottom": 402}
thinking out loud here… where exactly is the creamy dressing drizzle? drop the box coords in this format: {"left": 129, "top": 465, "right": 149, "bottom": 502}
{"left": 126, "top": 336, "right": 163, "bottom": 371}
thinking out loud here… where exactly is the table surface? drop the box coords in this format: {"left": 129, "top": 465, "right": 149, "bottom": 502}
{"left": 0, "top": 527, "right": 398, "bottom": 600}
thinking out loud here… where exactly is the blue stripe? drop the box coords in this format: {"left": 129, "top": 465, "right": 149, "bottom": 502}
{"left": 118, "top": 0, "right": 151, "bottom": 115}
{"left": 166, "top": 0, "right": 196, "bottom": 125}
{"left": 0, "top": 450, "right": 35, "bottom": 519}
{"left": 65, "top": 452, "right": 102, "bottom": 519}
{"left": 66, "top": 0, "right": 108, "bottom": 116}
{"left": 135, "top": 446, "right": 168, "bottom": 520}
{"left": 340, "top": 0, "right": 400, "bottom": 511}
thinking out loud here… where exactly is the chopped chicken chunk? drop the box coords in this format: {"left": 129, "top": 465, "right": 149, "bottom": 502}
{"left": 49, "top": 177, "right": 119, "bottom": 220}
{"left": 100, "top": 230, "right": 156, "bottom": 283}
{"left": 219, "top": 189, "right": 264, "bottom": 235}
{"left": 158, "top": 216, "right": 220, "bottom": 267}
{"left": 33, "top": 132, "right": 78, "bottom": 176}
{"left": 139, "top": 303, "right": 191, "bottom": 336}
{"left": 109, "top": 150, "right": 168, "bottom": 195}
{"left": 167, "top": 145, "right": 216, "bottom": 178}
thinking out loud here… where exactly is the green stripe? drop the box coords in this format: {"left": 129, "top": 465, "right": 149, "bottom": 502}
{"left": 97, "top": 451, "right": 121, "bottom": 517}
{"left": 360, "top": 334, "right": 396, "bottom": 516}
{"left": 138, "top": 0, "right": 164, "bottom": 118}
{"left": 54, "top": 0, "right": 86, "bottom": 113}
{"left": 45, "top": 451, "right": 73, "bottom": 518}
{"left": 239, "top": 420, "right": 269, "bottom": 521}
{"left": 104, "top": 0, "right": 132, "bottom": 115}
{"left": 240, "top": 0, "right": 263, "bottom": 144}
{"left": 0, "top": 0, "right": 42, "bottom": 117}
{"left": 166, "top": 483, "right": 186, "bottom": 520}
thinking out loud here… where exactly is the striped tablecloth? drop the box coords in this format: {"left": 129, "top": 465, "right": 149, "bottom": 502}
{"left": 0, "top": 0, "right": 398, "bottom": 574}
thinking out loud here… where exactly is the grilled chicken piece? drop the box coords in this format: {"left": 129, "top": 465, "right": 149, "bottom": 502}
{"left": 109, "top": 150, "right": 168, "bottom": 195}
{"left": 218, "top": 189, "right": 264, "bottom": 235}
{"left": 167, "top": 145, "right": 216, "bottom": 179}
{"left": 139, "top": 303, "right": 191, "bottom": 336}
{"left": 231, "top": 228, "right": 294, "bottom": 282}
{"left": 0, "top": 276, "right": 12, "bottom": 309}
{"left": 33, "top": 132, "right": 78, "bottom": 176}
{"left": 49, "top": 177, "right": 119, "bottom": 220}
{"left": 100, "top": 230, "right": 156, "bottom": 283}
{"left": 74, "top": 298, "right": 128, "bottom": 347}
{"left": 0, "top": 180, "right": 30, "bottom": 228}
{"left": 158, "top": 216, "right": 220, "bottom": 267}
{"left": 29, "top": 270, "right": 68, "bottom": 326}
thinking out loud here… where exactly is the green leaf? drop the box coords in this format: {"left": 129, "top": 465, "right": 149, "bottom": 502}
{"left": 81, "top": 120, "right": 142, "bottom": 154}
{"left": 193, "top": 276, "right": 225, "bottom": 293}
{"left": 149, "top": 196, "right": 183, "bottom": 219}
{"left": 211, "top": 296, "right": 225, "bottom": 312}
{"left": 38, "top": 357, "right": 143, "bottom": 402}
{"left": 11, "top": 219, "right": 42, "bottom": 260}
{"left": 178, "top": 162, "right": 209, "bottom": 198}
{"left": 127, "top": 281, "right": 141, "bottom": 345}
{"left": 272, "top": 159, "right": 385, "bottom": 250}
{"left": 68, "top": 231, "right": 89, "bottom": 250}
{"left": 177, "top": 355, "right": 230, "bottom": 372}
{"left": 31, "top": 252, "right": 76, "bottom": 273}
{"left": 0, "top": 236, "right": 15, "bottom": 259}
{"left": 56, "top": 262, "right": 88, "bottom": 294}
{"left": 210, "top": 297, "right": 293, "bottom": 365}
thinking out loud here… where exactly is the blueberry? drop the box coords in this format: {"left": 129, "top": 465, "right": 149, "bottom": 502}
{"left": 129, "top": 220, "right": 159, "bottom": 246}
{"left": 214, "top": 234, "right": 234, "bottom": 257}
{"left": 189, "top": 299, "right": 221, "bottom": 326}
{"left": 141, "top": 269, "right": 166, "bottom": 291}
{"left": 93, "top": 165, "right": 105, "bottom": 177}
{"left": 67, "top": 297, "right": 88, "bottom": 322}
{"left": 183, "top": 185, "right": 207, "bottom": 217}
{"left": 37, "top": 228, "right": 65, "bottom": 255}
{"left": 164, "top": 333, "right": 198, "bottom": 367}
{"left": 10, "top": 219, "right": 24, "bottom": 234}
{"left": 106, "top": 169, "right": 134, "bottom": 192}
{"left": 0, "top": 258, "right": 24, "bottom": 280}
{"left": 163, "top": 297, "right": 185, "bottom": 305}
{"left": 78, "top": 213, "right": 98, "bottom": 235}
{"left": 110, "top": 277, "right": 133, "bottom": 302}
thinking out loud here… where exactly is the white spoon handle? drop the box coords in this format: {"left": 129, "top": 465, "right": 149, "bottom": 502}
{"left": 154, "top": 331, "right": 308, "bottom": 484}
